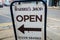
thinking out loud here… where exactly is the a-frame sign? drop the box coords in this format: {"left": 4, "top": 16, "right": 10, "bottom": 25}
{"left": 10, "top": 0, "right": 47, "bottom": 40}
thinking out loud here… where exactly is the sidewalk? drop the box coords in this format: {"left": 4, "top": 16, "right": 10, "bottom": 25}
{"left": 47, "top": 17, "right": 60, "bottom": 40}
{"left": 0, "top": 17, "right": 60, "bottom": 40}
{"left": 0, "top": 29, "right": 15, "bottom": 40}
{"left": 0, "top": 6, "right": 60, "bottom": 40}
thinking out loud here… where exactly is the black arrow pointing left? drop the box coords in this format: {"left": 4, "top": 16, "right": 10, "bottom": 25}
{"left": 18, "top": 24, "right": 42, "bottom": 34}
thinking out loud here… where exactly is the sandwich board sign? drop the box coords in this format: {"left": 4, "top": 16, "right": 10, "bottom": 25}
{"left": 10, "top": 0, "right": 47, "bottom": 40}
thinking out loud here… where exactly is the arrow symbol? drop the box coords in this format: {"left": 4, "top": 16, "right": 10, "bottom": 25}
{"left": 18, "top": 24, "right": 42, "bottom": 34}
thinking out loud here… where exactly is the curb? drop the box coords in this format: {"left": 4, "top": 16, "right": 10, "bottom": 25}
{"left": 47, "top": 6, "right": 60, "bottom": 9}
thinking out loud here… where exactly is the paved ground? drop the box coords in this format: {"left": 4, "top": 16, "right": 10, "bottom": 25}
{"left": 0, "top": 29, "right": 15, "bottom": 40}
{"left": 0, "top": 7, "right": 60, "bottom": 40}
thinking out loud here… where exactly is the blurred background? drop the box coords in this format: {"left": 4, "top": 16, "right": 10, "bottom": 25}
{"left": 0, "top": 0, "right": 60, "bottom": 40}
{"left": 0, "top": 0, "right": 60, "bottom": 7}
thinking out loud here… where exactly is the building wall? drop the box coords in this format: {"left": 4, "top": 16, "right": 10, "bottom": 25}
{"left": 57, "top": 0, "right": 60, "bottom": 6}
{"left": 47, "top": 0, "right": 60, "bottom": 6}
{"left": 43, "top": 0, "right": 47, "bottom": 3}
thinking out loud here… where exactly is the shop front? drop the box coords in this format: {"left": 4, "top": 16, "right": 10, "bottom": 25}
{"left": 48, "top": 0, "right": 60, "bottom": 6}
